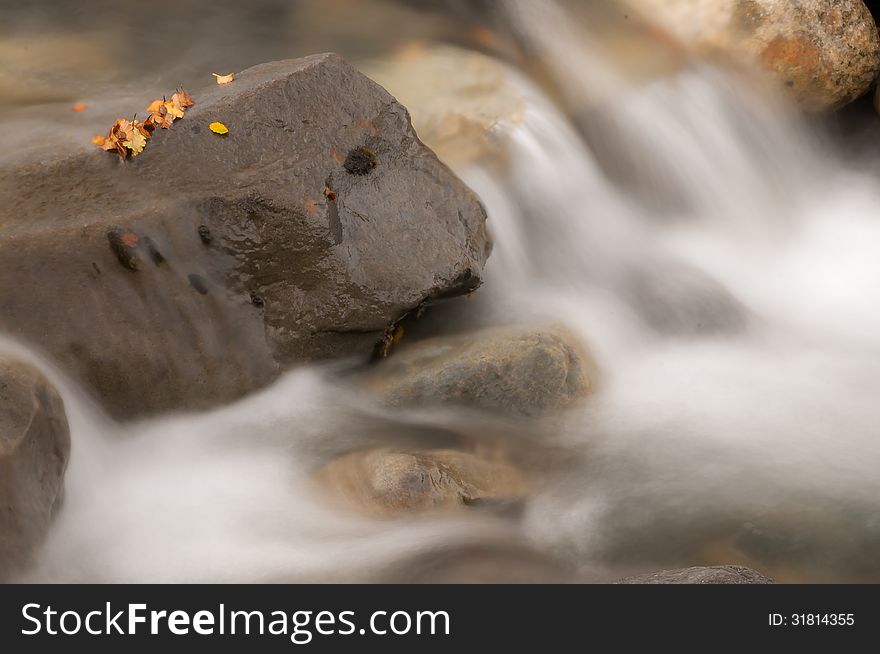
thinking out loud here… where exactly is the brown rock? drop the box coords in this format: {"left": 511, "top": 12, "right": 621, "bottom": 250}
{"left": 0, "top": 357, "right": 70, "bottom": 579}
{"left": 0, "top": 54, "right": 491, "bottom": 420}
{"left": 362, "top": 325, "right": 595, "bottom": 418}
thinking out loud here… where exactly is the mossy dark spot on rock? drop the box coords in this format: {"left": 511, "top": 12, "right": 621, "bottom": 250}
{"left": 249, "top": 291, "right": 265, "bottom": 308}
{"left": 187, "top": 273, "right": 209, "bottom": 295}
{"left": 106, "top": 227, "right": 140, "bottom": 272}
{"left": 344, "top": 146, "right": 379, "bottom": 176}
{"left": 197, "top": 225, "right": 212, "bottom": 245}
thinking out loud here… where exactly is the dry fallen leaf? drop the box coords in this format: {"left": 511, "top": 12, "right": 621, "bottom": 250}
{"left": 95, "top": 117, "right": 151, "bottom": 158}
{"left": 171, "top": 89, "right": 195, "bottom": 111}
{"left": 95, "top": 88, "right": 194, "bottom": 158}
{"left": 123, "top": 123, "right": 148, "bottom": 156}
{"left": 212, "top": 72, "right": 235, "bottom": 84}
{"left": 209, "top": 121, "right": 229, "bottom": 135}
{"left": 147, "top": 98, "right": 180, "bottom": 128}
{"left": 71, "top": 102, "right": 87, "bottom": 112}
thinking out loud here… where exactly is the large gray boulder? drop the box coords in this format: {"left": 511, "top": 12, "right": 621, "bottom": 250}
{"left": 0, "top": 54, "right": 491, "bottom": 419}
{"left": 615, "top": 565, "right": 774, "bottom": 584}
{"left": 0, "top": 357, "right": 70, "bottom": 579}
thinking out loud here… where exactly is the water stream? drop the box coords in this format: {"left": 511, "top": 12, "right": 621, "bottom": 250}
{"left": 3, "top": 0, "right": 880, "bottom": 582}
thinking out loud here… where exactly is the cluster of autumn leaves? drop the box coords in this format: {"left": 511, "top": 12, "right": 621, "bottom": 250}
{"left": 92, "top": 89, "right": 195, "bottom": 158}
{"left": 92, "top": 72, "right": 234, "bottom": 159}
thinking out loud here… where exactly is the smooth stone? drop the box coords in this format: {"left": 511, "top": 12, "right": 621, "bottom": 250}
{"left": 362, "top": 325, "right": 595, "bottom": 418}
{"left": 315, "top": 448, "right": 528, "bottom": 516}
{"left": 363, "top": 44, "right": 525, "bottom": 167}
{"left": 637, "top": 0, "right": 880, "bottom": 110}
{"left": 0, "top": 357, "right": 70, "bottom": 579}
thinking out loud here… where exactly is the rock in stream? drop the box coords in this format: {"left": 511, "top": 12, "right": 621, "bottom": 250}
{"left": 361, "top": 325, "right": 595, "bottom": 418}
{"left": 0, "top": 54, "right": 491, "bottom": 420}
{"left": 315, "top": 447, "right": 528, "bottom": 517}
{"left": 0, "top": 357, "right": 70, "bottom": 579}
{"left": 637, "top": 0, "right": 880, "bottom": 110}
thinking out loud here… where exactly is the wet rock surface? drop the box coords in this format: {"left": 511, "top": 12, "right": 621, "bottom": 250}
{"left": 0, "top": 54, "right": 491, "bottom": 419}
{"left": 315, "top": 448, "right": 528, "bottom": 516}
{"left": 615, "top": 564, "right": 775, "bottom": 584}
{"left": 638, "top": 0, "right": 880, "bottom": 110}
{"left": 0, "top": 357, "right": 70, "bottom": 579}
{"left": 361, "top": 325, "right": 594, "bottom": 417}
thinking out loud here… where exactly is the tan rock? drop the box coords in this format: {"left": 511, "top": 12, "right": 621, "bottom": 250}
{"left": 362, "top": 45, "right": 524, "bottom": 167}
{"left": 634, "top": 0, "right": 880, "bottom": 110}
{"left": 315, "top": 448, "right": 528, "bottom": 517}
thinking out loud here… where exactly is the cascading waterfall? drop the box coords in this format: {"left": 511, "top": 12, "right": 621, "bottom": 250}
{"left": 5, "top": 0, "right": 880, "bottom": 583}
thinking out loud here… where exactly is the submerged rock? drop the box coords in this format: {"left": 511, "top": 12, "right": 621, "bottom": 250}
{"left": 637, "top": 0, "right": 880, "bottom": 110}
{"left": 0, "top": 357, "right": 70, "bottom": 579}
{"left": 628, "top": 261, "right": 750, "bottom": 336}
{"left": 362, "top": 325, "right": 594, "bottom": 417}
{"left": 615, "top": 564, "right": 774, "bottom": 584}
{"left": 381, "top": 542, "right": 575, "bottom": 583}
{"left": 315, "top": 448, "right": 528, "bottom": 516}
{"left": 0, "top": 54, "right": 491, "bottom": 419}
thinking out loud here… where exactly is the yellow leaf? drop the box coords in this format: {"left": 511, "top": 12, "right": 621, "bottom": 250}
{"left": 212, "top": 72, "right": 235, "bottom": 84}
{"left": 166, "top": 100, "right": 185, "bottom": 119}
{"left": 123, "top": 127, "right": 147, "bottom": 156}
{"left": 209, "top": 121, "right": 229, "bottom": 135}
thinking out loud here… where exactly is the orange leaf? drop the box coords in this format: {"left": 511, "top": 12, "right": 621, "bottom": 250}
{"left": 71, "top": 102, "right": 87, "bottom": 112}
{"left": 212, "top": 72, "right": 235, "bottom": 84}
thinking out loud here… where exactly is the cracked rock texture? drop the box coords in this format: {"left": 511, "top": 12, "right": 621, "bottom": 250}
{"left": 0, "top": 54, "right": 491, "bottom": 419}
{"left": 637, "top": 0, "right": 880, "bottom": 110}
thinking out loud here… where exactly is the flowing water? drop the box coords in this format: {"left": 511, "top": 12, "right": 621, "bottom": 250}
{"left": 3, "top": 0, "right": 880, "bottom": 582}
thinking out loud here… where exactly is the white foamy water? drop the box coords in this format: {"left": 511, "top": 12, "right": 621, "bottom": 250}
{"left": 5, "top": 0, "right": 880, "bottom": 583}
